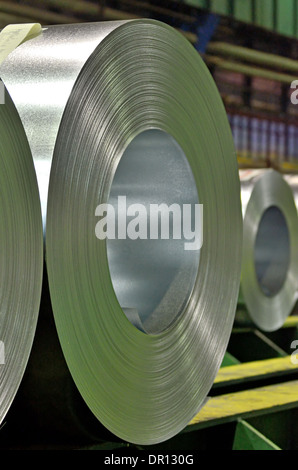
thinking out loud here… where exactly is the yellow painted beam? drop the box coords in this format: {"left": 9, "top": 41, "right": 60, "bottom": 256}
{"left": 190, "top": 380, "right": 298, "bottom": 427}
{"left": 237, "top": 156, "right": 267, "bottom": 168}
{"left": 282, "top": 315, "right": 298, "bottom": 328}
{"left": 215, "top": 356, "right": 298, "bottom": 385}
{"left": 279, "top": 162, "right": 298, "bottom": 173}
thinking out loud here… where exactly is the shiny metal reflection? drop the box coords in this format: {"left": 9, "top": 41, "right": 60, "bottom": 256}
{"left": 254, "top": 206, "right": 290, "bottom": 297}
{"left": 0, "top": 22, "right": 122, "bottom": 228}
{"left": 107, "top": 129, "right": 200, "bottom": 334}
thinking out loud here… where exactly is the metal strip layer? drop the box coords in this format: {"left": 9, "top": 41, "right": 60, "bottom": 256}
{"left": 0, "top": 85, "right": 43, "bottom": 426}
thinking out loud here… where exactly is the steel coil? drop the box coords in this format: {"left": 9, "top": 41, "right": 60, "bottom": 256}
{"left": 0, "top": 84, "right": 43, "bottom": 426}
{"left": 0, "top": 20, "right": 242, "bottom": 445}
{"left": 284, "top": 174, "right": 298, "bottom": 211}
{"left": 239, "top": 169, "right": 298, "bottom": 332}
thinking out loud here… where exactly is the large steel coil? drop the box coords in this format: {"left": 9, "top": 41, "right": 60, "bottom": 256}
{"left": 0, "top": 20, "right": 242, "bottom": 445}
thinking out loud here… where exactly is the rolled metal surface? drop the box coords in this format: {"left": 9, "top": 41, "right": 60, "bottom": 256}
{"left": 283, "top": 174, "right": 298, "bottom": 210}
{"left": 0, "top": 21, "right": 242, "bottom": 445}
{"left": 239, "top": 169, "right": 298, "bottom": 332}
{"left": 0, "top": 84, "right": 43, "bottom": 426}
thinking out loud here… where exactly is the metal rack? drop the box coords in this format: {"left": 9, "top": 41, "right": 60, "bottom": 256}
{"left": 85, "top": 316, "right": 298, "bottom": 450}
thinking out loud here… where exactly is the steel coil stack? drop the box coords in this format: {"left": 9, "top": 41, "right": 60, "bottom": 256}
{"left": 0, "top": 0, "right": 298, "bottom": 452}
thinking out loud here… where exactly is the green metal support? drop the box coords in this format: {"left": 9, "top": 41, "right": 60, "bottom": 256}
{"left": 221, "top": 351, "right": 241, "bottom": 367}
{"left": 185, "top": 0, "right": 298, "bottom": 39}
{"left": 233, "top": 419, "right": 281, "bottom": 450}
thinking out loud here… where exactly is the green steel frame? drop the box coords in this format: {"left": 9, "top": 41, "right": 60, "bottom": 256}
{"left": 186, "top": 0, "right": 298, "bottom": 40}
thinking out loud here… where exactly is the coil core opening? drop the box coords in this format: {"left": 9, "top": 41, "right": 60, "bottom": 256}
{"left": 106, "top": 129, "right": 200, "bottom": 334}
{"left": 254, "top": 205, "right": 290, "bottom": 297}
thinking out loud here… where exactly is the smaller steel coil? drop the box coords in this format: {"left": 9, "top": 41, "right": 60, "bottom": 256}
{"left": 240, "top": 169, "right": 298, "bottom": 332}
